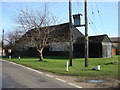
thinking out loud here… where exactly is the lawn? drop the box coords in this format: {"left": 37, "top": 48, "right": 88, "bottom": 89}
{"left": 2, "top": 55, "right": 119, "bottom": 79}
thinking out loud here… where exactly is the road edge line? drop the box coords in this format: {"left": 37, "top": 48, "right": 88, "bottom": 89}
{"left": 55, "top": 78, "right": 66, "bottom": 82}
{"left": 69, "top": 83, "right": 82, "bottom": 88}
{"left": 2, "top": 59, "right": 83, "bottom": 88}
{"left": 2, "top": 60, "right": 43, "bottom": 74}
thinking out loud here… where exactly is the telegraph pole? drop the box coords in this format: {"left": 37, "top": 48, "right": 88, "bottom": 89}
{"left": 2, "top": 29, "right": 4, "bottom": 58}
{"left": 69, "top": 0, "right": 73, "bottom": 66}
{"left": 84, "top": 0, "right": 89, "bottom": 67}
{"left": 72, "top": 0, "right": 89, "bottom": 67}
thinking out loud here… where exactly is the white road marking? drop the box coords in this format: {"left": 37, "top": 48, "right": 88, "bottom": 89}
{"left": 69, "top": 83, "right": 82, "bottom": 88}
{"left": 56, "top": 78, "right": 66, "bottom": 82}
{"left": 46, "top": 74, "right": 54, "bottom": 78}
{"left": 2, "top": 59, "right": 83, "bottom": 88}
{"left": 2, "top": 60, "right": 43, "bottom": 74}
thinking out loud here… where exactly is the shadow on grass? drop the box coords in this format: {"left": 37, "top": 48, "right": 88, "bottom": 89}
{"left": 44, "top": 56, "right": 68, "bottom": 59}
{"left": 104, "top": 62, "right": 118, "bottom": 65}
{"left": 14, "top": 59, "right": 48, "bottom": 63}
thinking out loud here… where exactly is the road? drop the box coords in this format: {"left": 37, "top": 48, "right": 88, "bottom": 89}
{"left": 1, "top": 59, "right": 80, "bottom": 88}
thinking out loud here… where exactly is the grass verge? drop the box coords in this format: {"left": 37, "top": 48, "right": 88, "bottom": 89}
{"left": 2, "top": 55, "right": 119, "bottom": 79}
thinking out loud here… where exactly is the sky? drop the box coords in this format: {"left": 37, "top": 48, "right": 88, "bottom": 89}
{"left": 0, "top": 0, "right": 119, "bottom": 42}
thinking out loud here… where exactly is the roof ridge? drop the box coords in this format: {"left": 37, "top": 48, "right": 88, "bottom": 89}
{"left": 89, "top": 34, "right": 108, "bottom": 37}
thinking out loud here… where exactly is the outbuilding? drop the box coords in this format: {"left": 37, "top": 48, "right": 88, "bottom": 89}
{"left": 16, "top": 22, "right": 112, "bottom": 58}
{"left": 74, "top": 34, "right": 112, "bottom": 58}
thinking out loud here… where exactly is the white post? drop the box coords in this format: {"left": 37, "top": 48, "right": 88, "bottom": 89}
{"left": 19, "top": 56, "right": 20, "bottom": 60}
{"left": 9, "top": 55, "right": 11, "bottom": 59}
{"left": 66, "top": 61, "right": 69, "bottom": 72}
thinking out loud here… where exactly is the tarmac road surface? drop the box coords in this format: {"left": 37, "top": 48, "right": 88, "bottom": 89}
{"left": 1, "top": 59, "right": 81, "bottom": 88}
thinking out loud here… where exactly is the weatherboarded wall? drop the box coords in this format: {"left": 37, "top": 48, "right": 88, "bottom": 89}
{"left": 102, "top": 42, "right": 112, "bottom": 58}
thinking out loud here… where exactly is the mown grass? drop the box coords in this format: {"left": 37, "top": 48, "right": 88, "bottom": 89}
{"left": 3, "top": 55, "right": 119, "bottom": 78}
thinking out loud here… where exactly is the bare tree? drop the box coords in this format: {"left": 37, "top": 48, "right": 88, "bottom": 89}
{"left": 15, "top": 5, "right": 57, "bottom": 61}
{"left": 5, "top": 29, "right": 24, "bottom": 49}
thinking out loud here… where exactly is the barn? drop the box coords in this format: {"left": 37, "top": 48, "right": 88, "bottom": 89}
{"left": 15, "top": 23, "right": 112, "bottom": 58}
{"left": 15, "top": 22, "right": 84, "bottom": 57}
{"left": 48, "top": 23, "right": 84, "bottom": 57}
{"left": 74, "top": 34, "right": 112, "bottom": 58}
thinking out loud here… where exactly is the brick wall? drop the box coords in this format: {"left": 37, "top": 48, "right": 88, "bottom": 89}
{"left": 112, "top": 48, "right": 120, "bottom": 55}
{"left": 117, "top": 48, "right": 120, "bottom": 55}
{"left": 112, "top": 49, "right": 116, "bottom": 55}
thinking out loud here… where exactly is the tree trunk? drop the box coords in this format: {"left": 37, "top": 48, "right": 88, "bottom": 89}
{"left": 37, "top": 48, "right": 44, "bottom": 61}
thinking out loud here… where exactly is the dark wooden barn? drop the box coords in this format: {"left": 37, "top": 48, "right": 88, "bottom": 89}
{"left": 15, "top": 22, "right": 112, "bottom": 58}
{"left": 15, "top": 23, "right": 84, "bottom": 57}
{"left": 74, "top": 34, "right": 112, "bottom": 58}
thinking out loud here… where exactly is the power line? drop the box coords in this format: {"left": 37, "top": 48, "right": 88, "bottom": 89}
{"left": 74, "top": 2, "right": 79, "bottom": 13}
{"left": 88, "top": 17, "right": 100, "bottom": 35}
{"left": 89, "top": 1, "right": 99, "bottom": 35}
{"left": 75, "top": 1, "right": 100, "bottom": 35}
{"left": 76, "top": 2, "right": 83, "bottom": 13}
{"left": 89, "top": 1, "right": 102, "bottom": 35}
{"left": 94, "top": 2, "right": 107, "bottom": 34}
{"left": 90, "top": 1, "right": 95, "bottom": 23}
{"left": 89, "top": 22, "right": 98, "bottom": 35}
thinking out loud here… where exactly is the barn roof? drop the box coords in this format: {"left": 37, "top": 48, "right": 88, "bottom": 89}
{"left": 89, "top": 34, "right": 111, "bottom": 43}
{"left": 110, "top": 37, "right": 120, "bottom": 43}
{"left": 18, "top": 22, "right": 84, "bottom": 43}
{"left": 110, "top": 37, "right": 120, "bottom": 48}
{"left": 75, "top": 34, "right": 111, "bottom": 44}
{"left": 49, "top": 22, "right": 84, "bottom": 42}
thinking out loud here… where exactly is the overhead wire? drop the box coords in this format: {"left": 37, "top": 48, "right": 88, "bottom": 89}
{"left": 94, "top": 2, "right": 107, "bottom": 34}
{"left": 91, "top": 5, "right": 94, "bottom": 14}
{"left": 75, "top": 1, "right": 100, "bottom": 35}
{"left": 76, "top": 2, "right": 83, "bottom": 13}
{"left": 88, "top": 16, "right": 100, "bottom": 35}
{"left": 89, "top": 0, "right": 100, "bottom": 35}
{"left": 91, "top": 1, "right": 95, "bottom": 21}
{"left": 74, "top": 1, "right": 107, "bottom": 35}
{"left": 73, "top": 2, "right": 78, "bottom": 14}
{"left": 89, "top": 22, "right": 98, "bottom": 35}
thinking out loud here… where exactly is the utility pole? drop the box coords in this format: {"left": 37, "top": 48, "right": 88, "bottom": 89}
{"left": 2, "top": 29, "right": 4, "bottom": 58}
{"left": 72, "top": 0, "right": 89, "bottom": 67}
{"left": 69, "top": 0, "right": 73, "bottom": 66}
{"left": 84, "top": 0, "right": 89, "bottom": 67}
